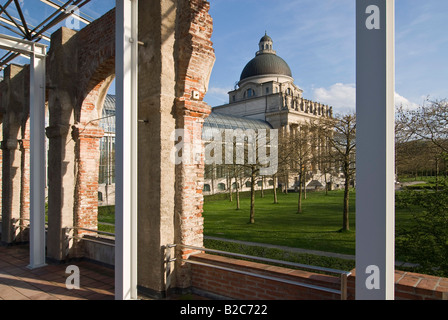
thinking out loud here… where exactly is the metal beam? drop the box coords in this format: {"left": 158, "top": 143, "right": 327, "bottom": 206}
{"left": 40, "top": 0, "right": 92, "bottom": 25}
{"left": 13, "top": 0, "right": 32, "bottom": 40}
{"left": 356, "top": 0, "right": 395, "bottom": 300}
{"left": 0, "top": 33, "right": 46, "bottom": 57}
{"left": 115, "top": 0, "right": 138, "bottom": 301}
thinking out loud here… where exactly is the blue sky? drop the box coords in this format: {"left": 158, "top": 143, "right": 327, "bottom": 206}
{"left": 2, "top": 1, "right": 447, "bottom": 115}
{"left": 205, "top": 0, "right": 448, "bottom": 114}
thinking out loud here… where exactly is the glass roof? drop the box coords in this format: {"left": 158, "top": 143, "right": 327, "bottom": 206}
{"left": 100, "top": 94, "right": 116, "bottom": 134}
{"left": 203, "top": 111, "right": 273, "bottom": 141}
{"left": 0, "top": 0, "right": 115, "bottom": 73}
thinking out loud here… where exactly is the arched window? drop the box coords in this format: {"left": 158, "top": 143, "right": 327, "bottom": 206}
{"left": 203, "top": 184, "right": 211, "bottom": 192}
{"left": 218, "top": 183, "right": 226, "bottom": 191}
{"left": 246, "top": 88, "right": 255, "bottom": 98}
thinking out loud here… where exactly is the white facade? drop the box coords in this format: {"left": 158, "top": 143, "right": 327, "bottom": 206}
{"left": 206, "top": 34, "right": 344, "bottom": 194}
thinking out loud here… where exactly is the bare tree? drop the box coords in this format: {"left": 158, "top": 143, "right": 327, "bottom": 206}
{"left": 313, "top": 113, "right": 356, "bottom": 231}
{"left": 399, "top": 99, "right": 448, "bottom": 152}
{"left": 220, "top": 128, "right": 278, "bottom": 224}
{"left": 287, "top": 123, "right": 315, "bottom": 213}
{"left": 396, "top": 100, "right": 448, "bottom": 183}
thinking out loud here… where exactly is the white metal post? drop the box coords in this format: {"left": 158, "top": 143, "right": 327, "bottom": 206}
{"left": 356, "top": 0, "right": 395, "bottom": 300}
{"left": 115, "top": 0, "right": 139, "bottom": 300}
{"left": 28, "top": 43, "right": 47, "bottom": 269}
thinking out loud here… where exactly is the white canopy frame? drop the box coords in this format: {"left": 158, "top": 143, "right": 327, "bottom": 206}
{"left": 115, "top": 0, "right": 139, "bottom": 300}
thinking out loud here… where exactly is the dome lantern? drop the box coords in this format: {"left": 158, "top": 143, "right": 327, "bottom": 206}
{"left": 257, "top": 32, "right": 276, "bottom": 55}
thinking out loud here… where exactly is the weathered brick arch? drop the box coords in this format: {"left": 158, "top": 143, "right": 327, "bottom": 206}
{"left": 46, "top": 9, "right": 116, "bottom": 261}
{"left": 73, "top": 9, "right": 116, "bottom": 236}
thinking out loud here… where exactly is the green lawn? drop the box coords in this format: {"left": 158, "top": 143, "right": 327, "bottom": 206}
{"left": 203, "top": 189, "right": 415, "bottom": 259}
{"left": 97, "top": 188, "right": 416, "bottom": 264}
{"left": 203, "top": 189, "right": 357, "bottom": 256}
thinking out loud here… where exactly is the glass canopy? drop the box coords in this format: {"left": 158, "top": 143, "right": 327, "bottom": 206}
{"left": 0, "top": 0, "right": 115, "bottom": 73}
{"left": 202, "top": 111, "right": 273, "bottom": 141}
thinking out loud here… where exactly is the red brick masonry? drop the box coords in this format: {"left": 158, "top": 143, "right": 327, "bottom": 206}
{"left": 190, "top": 253, "right": 448, "bottom": 300}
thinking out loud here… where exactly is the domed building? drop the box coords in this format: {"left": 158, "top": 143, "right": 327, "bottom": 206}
{"left": 213, "top": 33, "right": 333, "bottom": 129}
{"left": 203, "top": 34, "right": 339, "bottom": 195}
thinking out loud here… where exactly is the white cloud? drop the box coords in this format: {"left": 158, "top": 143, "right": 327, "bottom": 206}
{"left": 204, "top": 86, "right": 232, "bottom": 107}
{"left": 394, "top": 92, "right": 420, "bottom": 110}
{"left": 208, "top": 87, "right": 231, "bottom": 96}
{"left": 313, "top": 83, "right": 421, "bottom": 113}
{"left": 313, "top": 83, "right": 356, "bottom": 114}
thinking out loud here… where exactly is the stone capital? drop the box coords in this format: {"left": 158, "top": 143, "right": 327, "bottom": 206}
{"left": 46, "top": 124, "right": 72, "bottom": 139}
{"left": 1, "top": 139, "right": 19, "bottom": 150}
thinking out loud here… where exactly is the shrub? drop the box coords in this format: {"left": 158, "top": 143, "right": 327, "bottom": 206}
{"left": 396, "top": 187, "right": 448, "bottom": 277}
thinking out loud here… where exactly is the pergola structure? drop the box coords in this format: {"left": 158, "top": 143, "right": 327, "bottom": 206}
{"left": 0, "top": 0, "right": 396, "bottom": 301}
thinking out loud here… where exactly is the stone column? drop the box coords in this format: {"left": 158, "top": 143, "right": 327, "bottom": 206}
{"left": 136, "top": 0, "right": 214, "bottom": 297}
{"left": 1, "top": 64, "right": 30, "bottom": 244}
{"left": 46, "top": 28, "right": 78, "bottom": 261}
{"left": 137, "top": 0, "right": 178, "bottom": 297}
{"left": 173, "top": 0, "right": 215, "bottom": 290}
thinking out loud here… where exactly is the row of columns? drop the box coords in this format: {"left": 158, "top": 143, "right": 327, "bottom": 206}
{"left": 0, "top": 0, "right": 216, "bottom": 298}
{"left": 0, "top": 62, "right": 106, "bottom": 261}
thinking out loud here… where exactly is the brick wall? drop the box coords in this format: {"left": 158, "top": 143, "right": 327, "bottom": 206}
{"left": 189, "top": 253, "right": 448, "bottom": 300}
{"left": 347, "top": 269, "right": 448, "bottom": 300}
{"left": 173, "top": 0, "right": 215, "bottom": 289}
{"left": 190, "top": 254, "right": 341, "bottom": 300}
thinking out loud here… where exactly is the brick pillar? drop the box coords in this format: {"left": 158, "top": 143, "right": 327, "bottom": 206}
{"left": 72, "top": 123, "right": 104, "bottom": 235}
{"left": 18, "top": 126, "right": 31, "bottom": 242}
{"left": 174, "top": 0, "right": 215, "bottom": 289}
{"left": 136, "top": 0, "right": 214, "bottom": 297}
{"left": 1, "top": 65, "right": 30, "bottom": 244}
{"left": 46, "top": 27, "right": 78, "bottom": 261}
{"left": 174, "top": 112, "right": 210, "bottom": 289}
{"left": 137, "top": 0, "right": 177, "bottom": 297}
{"left": 1, "top": 139, "right": 22, "bottom": 244}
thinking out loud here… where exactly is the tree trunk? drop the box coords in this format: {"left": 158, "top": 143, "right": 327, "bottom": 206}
{"left": 236, "top": 178, "right": 240, "bottom": 210}
{"left": 250, "top": 167, "right": 256, "bottom": 224}
{"left": 273, "top": 174, "right": 278, "bottom": 204}
{"left": 228, "top": 173, "right": 232, "bottom": 202}
{"left": 324, "top": 169, "right": 328, "bottom": 195}
{"left": 342, "top": 176, "right": 350, "bottom": 231}
{"left": 261, "top": 176, "right": 264, "bottom": 198}
{"left": 298, "top": 172, "right": 303, "bottom": 213}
